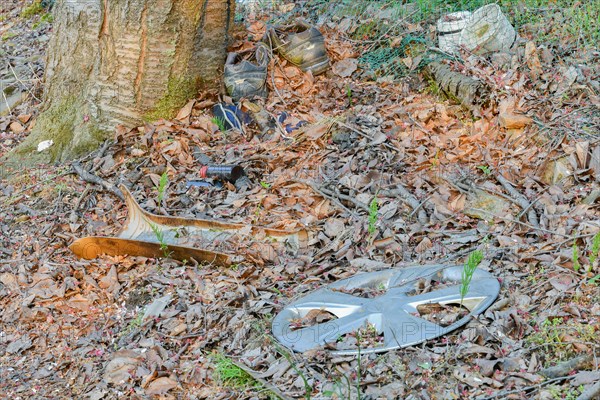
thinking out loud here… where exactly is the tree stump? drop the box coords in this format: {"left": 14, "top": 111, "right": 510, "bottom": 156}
{"left": 12, "top": 0, "right": 234, "bottom": 163}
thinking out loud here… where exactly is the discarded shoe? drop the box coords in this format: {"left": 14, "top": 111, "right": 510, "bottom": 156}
{"left": 212, "top": 103, "right": 252, "bottom": 131}
{"left": 224, "top": 43, "right": 269, "bottom": 101}
{"left": 266, "top": 19, "right": 329, "bottom": 75}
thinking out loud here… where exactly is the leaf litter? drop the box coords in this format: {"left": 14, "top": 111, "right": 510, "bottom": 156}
{"left": 1, "top": 0, "right": 600, "bottom": 399}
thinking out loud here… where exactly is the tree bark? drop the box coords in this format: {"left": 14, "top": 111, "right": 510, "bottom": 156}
{"left": 425, "top": 61, "right": 490, "bottom": 110}
{"left": 11, "top": 0, "right": 234, "bottom": 163}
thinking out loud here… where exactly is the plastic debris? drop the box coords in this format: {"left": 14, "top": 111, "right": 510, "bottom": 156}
{"left": 37, "top": 140, "right": 54, "bottom": 152}
{"left": 272, "top": 264, "right": 499, "bottom": 354}
{"left": 212, "top": 103, "right": 252, "bottom": 131}
{"left": 436, "top": 5, "right": 517, "bottom": 55}
{"left": 460, "top": 4, "right": 517, "bottom": 54}
{"left": 436, "top": 11, "right": 472, "bottom": 54}
{"left": 198, "top": 164, "right": 245, "bottom": 183}
{"left": 70, "top": 185, "right": 308, "bottom": 266}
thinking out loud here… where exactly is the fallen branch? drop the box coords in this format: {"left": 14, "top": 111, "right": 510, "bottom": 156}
{"left": 478, "top": 374, "right": 576, "bottom": 400}
{"left": 578, "top": 380, "right": 600, "bottom": 400}
{"left": 482, "top": 150, "right": 540, "bottom": 229}
{"left": 540, "top": 354, "right": 594, "bottom": 379}
{"left": 71, "top": 161, "right": 124, "bottom": 201}
{"left": 468, "top": 208, "right": 570, "bottom": 238}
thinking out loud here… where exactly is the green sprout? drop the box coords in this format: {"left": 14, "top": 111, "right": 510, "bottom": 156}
{"left": 572, "top": 243, "right": 581, "bottom": 272}
{"left": 156, "top": 170, "right": 168, "bottom": 205}
{"left": 150, "top": 222, "right": 170, "bottom": 258}
{"left": 260, "top": 181, "right": 271, "bottom": 189}
{"left": 346, "top": 84, "right": 353, "bottom": 107}
{"left": 477, "top": 165, "right": 492, "bottom": 176}
{"left": 213, "top": 353, "right": 256, "bottom": 389}
{"left": 589, "top": 232, "right": 600, "bottom": 266}
{"left": 368, "top": 196, "right": 378, "bottom": 240}
{"left": 460, "top": 249, "right": 483, "bottom": 307}
{"left": 211, "top": 116, "right": 227, "bottom": 132}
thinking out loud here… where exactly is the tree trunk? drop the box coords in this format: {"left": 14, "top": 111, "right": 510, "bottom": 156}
{"left": 12, "top": 0, "right": 234, "bottom": 163}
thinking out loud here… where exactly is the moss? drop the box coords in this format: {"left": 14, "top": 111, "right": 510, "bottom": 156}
{"left": 69, "top": 124, "right": 107, "bottom": 159}
{"left": 143, "top": 77, "right": 197, "bottom": 122}
{"left": 21, "top": 0, "right": 44, "bottom": 18}
{"left": 33, "top": 12, "right": 53, "bottom": 29}
{"left": 11, "top": 96, "right": 108, "bottom": 163}
{"left": 1, "top": 32, "right": 17, "bottom": 41}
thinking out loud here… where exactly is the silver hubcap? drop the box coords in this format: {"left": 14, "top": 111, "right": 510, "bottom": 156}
{"left": 272, "top": 264, "right": 500, "bottom": 355}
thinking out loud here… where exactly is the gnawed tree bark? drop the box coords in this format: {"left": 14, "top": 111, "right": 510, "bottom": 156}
{"left": 425, "top": 61, "right": 490, "bottom": 110}
{"left": 11, "top": 0, "right": 234, "bottom": 163}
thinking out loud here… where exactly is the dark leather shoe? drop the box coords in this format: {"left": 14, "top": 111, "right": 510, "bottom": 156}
{"left": 224, "top": 43, "right": 269, "bottom": 101}
{"left": 266, "top": 19, "right": 329, "bottom": 75}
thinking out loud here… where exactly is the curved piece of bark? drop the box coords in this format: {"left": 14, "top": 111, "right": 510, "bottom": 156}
{"left": 425, "top": 61, "right": 490, "bottom": 109}
{"left": 10, "top": 0, "right": 235, "bottom": 163}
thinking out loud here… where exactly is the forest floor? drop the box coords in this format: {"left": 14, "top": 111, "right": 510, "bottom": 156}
{"left": 1, "top": 0, "right": 600, "bottom": 399}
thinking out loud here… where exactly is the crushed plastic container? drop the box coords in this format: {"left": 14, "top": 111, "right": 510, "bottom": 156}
{"left": 436, "top": 11, "right": 472, "bottom": 54}
{"left": 459, "top": 4, "right": 517, "bottom": 54}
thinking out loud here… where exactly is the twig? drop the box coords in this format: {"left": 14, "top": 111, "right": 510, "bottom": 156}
{"left": 494, "top": 172, "right": 540, "bottom": 228}
{"left": 292, "top": 179, "right": 359, "bottom": 218}
{"left": 483, "top": 149, "right": 539, "bottom": 228}
{"left": 9, "top": 62, "right": 41, "bottom": 103}
{"left": 578, "top": 380, "right": 600, "bottom": 400}
{"left": 324, "top": 185, "right": 370, "bottom": 212}
{"left": 540, "top": 354, "right": 594, "bottom": 378}
{"left": 379, "top": 184, "right": 428, "bottom": 224}
{"left": 13, "top": 171, "right": 72, "bottom": 195}
{"left": 265, "top": 31, "right": 288, "bottom": 107}
{"left": 1, "top": 87, "right": 12, "bottom": 115}
{"left": 71, "top": 161, "right": 124, "bottom": 201}
{"left": 468, "top": 208, "right": 571, "bottom": 238}
{"left": 334, "top": 120, "right": 399, "bottom": 153}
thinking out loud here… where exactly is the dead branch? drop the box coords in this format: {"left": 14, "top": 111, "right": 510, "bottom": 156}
{"left": 540, "top": 354, "right": 594, "bottom": 379}
{"left": 578, "top": 380, "right": 600, "bottom": 400}
{"left": 478, "top": 374, "right": 577, "bottom": 400}
{"left": 71, "top": 161, "right": 124, "bottom": 201}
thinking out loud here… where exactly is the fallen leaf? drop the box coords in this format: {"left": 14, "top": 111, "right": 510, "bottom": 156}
{"left": 332, "top": 58, "right": 358, "bottom": 78}
{"left": 145, "top": 377, "right": 178, "bottom": 395}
